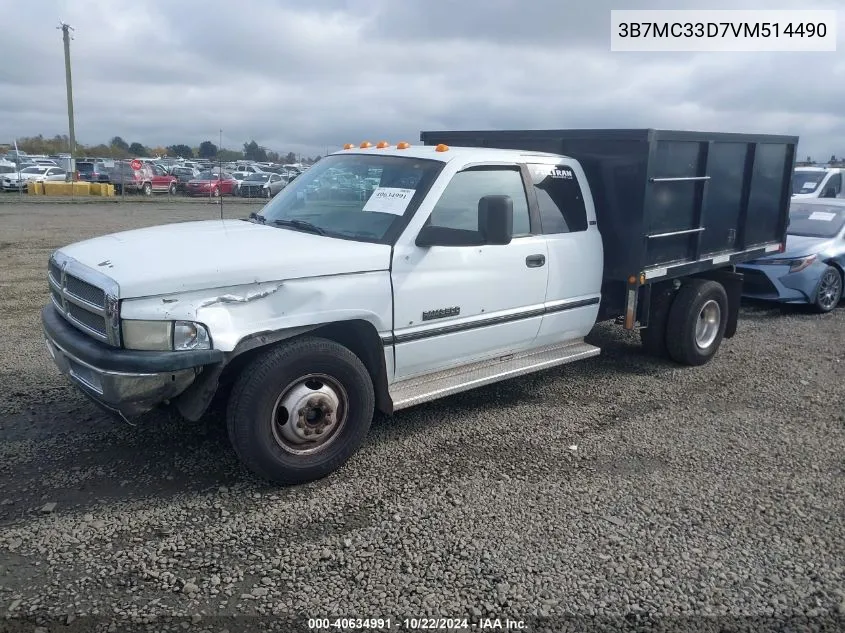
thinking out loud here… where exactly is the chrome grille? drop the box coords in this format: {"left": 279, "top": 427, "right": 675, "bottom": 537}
{"left": 65, "top": 275, "right": 106, "bottom": 306}
{"left": 48, "top": 253, "right": 120, "bottom": 346}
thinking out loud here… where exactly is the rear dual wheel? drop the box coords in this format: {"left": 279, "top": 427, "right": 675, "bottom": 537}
{"left": 641, "top": 279, "right": 728, "bottom": 366}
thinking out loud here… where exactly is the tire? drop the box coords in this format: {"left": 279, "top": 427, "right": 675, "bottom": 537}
{"left": 168, "top": 182, "right": 177, "bottom": 195}
{"left": 212, "top": 187, "right": 220, "bottom": 198}
{"left": 639, "top": 285, "right": 676, "bottom": 358}
{"left": 226, "top": 336, "right": 375, "bottom": 485}
{"left": 665, "top": 279, "right": 728, "bottom": 366}
{"left": 264, "top": 187, "right": 271, "bottom": 198}
{"left": 142, "top": 182, "right": 152, "bottom": 196}
{"left": 813, "top": 266, "right": 842, "bottom": 313}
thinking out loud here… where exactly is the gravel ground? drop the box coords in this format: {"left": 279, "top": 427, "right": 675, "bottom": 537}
{"left": 0, "top": 202, "right": 843, "bottom": 633}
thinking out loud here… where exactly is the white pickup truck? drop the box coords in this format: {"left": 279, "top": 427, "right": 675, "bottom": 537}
{"left": 42, "top": 129, "right": 795, "bottom": 484}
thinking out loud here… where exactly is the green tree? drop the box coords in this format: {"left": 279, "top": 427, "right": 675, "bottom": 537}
{"left": 285, "top": 152, "right": 297, "bottom": 164}
{"left": 110, "top": 136, "right": 129, "bottom": 151}
{"left": 198, "top": 141, "right": 218, "bottom": 158}
{"left": 167, "top": 144, "right": 194, "bottom": 158}
{"left": 243, "top": 140, "right": 268, "bottom": 162}
{"left": 217, "top": 148, "right": 245, "bottom": 162}
{"left": 128, "top": 142, "right": 148, "bottom": 157}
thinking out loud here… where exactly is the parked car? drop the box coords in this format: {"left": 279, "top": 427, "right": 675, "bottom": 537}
{"left": 110, "top": 161, "right": 177, "bottom": 195}
{"left": 238, "top": 172, "right": 286, "bottom": 198}
{"left": 2, "top": 166, "right": 66, "bottom": 191}
{"left": 40, "top": 128, "right": 794, "bottom": 485}
{"left": 792, "top": 167, "right": 843, "bottom": 199}
{"left": 170, "top": 166, "right": 199, "bottom": 192}
{"left": 737, "top": 199, "right": 845, "bottom": 312}
{"left": 184, "top": 170, "right": 237, "bottom": 197}
{"left": 76, "top": 160, "right": 112, "bottom": 183}
{"left": 229, "top": 171, "right": 250, "bottom": 194}
{"left": 234, "top": 163, "right": 265, "bottom": 175}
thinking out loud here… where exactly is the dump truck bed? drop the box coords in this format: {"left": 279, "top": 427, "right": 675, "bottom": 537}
{"left": 420, "top": 129, "right": 797, "bottom": 284}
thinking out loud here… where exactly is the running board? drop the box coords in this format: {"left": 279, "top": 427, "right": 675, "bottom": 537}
{"left": 389, "top": 339, "right": 601, "bottom": 411}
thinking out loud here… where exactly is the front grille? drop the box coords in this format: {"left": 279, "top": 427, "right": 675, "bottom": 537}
{"left": 49, "top": 257, "right": 117, "bottom": 345}
{"left": 741, "top": 269, "right": 778, "bottom": 296}
{"left": 65, "top": 275, "right": 105, "bottom": 306}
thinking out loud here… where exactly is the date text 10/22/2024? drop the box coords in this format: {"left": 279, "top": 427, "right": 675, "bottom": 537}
{"left": 308, "top": 617, "right": 528, "bottom": 630}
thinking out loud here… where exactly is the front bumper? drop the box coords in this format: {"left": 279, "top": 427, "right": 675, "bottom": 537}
{"left": 737, "top": 262, "right": 824, "bottom": 305}
{"left": 42, "top": 305, "right": 225, "bottom": 419}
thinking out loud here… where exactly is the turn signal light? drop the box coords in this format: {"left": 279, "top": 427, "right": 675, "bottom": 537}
{"left": 360, "top": 141, "right": 373, "bottom": 148}
{"left": 343, "top": 143, "right": 354, "bottom": 150}
{"left": 376, "top": 141, "right": 390, "bottom": 149}
{"left": 435, "top": 143, "right": 449, "bottom": 152}
{"left": 396, "top": 141, "right": 410, "bottom": 149}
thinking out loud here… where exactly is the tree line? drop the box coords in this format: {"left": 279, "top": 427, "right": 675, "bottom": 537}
{"left": 6, "top": 134, "right": 321, "bottom": 164}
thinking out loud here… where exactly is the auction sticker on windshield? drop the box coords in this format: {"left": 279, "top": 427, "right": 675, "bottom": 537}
{"left": 362, "top": 187, "right": 415, "bottom": 215}
{"left": 808, "top": 211, "right": 836, "bottom": 221}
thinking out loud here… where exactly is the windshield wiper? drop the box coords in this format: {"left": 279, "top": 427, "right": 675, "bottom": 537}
{"left": 248, "top": 212, "right": 266, "bottom": 223}
{"left": 269, "top": 219, "right": 326, "bottom": 235}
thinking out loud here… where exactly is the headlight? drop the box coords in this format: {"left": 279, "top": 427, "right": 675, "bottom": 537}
{"left": 173, "top": 321, "right": 211, "bottom": 350}
{"left": 788, "top": 255, "right": 816, "bottom": 273}
{"left": 121, "top": 320, "right": 210, "bottom": 351}
{"left": 122, "top": 320, "right": 172, "bottom": 350}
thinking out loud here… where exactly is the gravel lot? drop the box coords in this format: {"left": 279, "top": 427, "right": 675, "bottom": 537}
{"left": 0, "top": 201, "right": 843, "bottom": 632}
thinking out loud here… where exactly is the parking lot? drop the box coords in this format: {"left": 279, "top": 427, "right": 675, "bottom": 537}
{"left": 0, "top": 201, "right": 843, "bottom": 630}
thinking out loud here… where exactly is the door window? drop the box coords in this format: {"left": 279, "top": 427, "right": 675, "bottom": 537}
{"left": 427, "top": 168, "right": 530, "bottom": 235}
{"left": 527, "top": 164, "right": 588, "bottom": 234}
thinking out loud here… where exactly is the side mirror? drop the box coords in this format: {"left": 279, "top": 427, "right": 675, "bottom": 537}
{"left": 478, "top": 194, "right": 513, "bottom": 245}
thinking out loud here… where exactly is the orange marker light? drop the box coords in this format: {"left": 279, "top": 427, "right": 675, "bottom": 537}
{"left": 435, "top": 143, "right": 449, "bottom": 152}
{"left": 343, "top": 143, "right": 354, "bottom": 150}
{"left": 627, "top": 275, "right": 637, "bottom": 285}
{"left": 360, "top": 141, "right": 373, "bottom": 148}
{"left": 396, "top": 141, "right": 410, "bottom": 149}
{"left": 376, "top": 141, "right": 390, "bottom": 149}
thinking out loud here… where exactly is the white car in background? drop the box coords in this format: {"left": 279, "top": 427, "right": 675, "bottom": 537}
{"left": 792, "top": 167, "right": 843, "bottom": 199}
{"left": 2, "top": 166, "right": 67, "bottom": 191}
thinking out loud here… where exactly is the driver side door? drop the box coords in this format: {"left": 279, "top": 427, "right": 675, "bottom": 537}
{"left": 390, "top": 166, "right": 549, "bottom": 381}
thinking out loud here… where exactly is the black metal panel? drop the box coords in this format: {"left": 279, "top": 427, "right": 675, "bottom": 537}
{"left": 420, "top": 129, "right": 796, "bottom": 286}
{"left": 746, "top": 143, "right": 790, "bottom": 246}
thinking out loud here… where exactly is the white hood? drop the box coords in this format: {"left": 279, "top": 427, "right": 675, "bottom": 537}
{"left": 57, "top": 219, "right": 392, "bottom": 298}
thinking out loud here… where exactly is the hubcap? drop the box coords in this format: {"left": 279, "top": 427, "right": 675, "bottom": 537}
{"left": 694, "top": 299, "right": 721, "bottom": 349}
{"left": 818, "top": 269, "right": 842, "bottom": 311}
{"left": 271, "top": 374, "right": 348, "bottom": 455}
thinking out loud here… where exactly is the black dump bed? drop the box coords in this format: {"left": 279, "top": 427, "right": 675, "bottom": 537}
{"left": 420, "top": 129, "right": 797, "bottom": 283}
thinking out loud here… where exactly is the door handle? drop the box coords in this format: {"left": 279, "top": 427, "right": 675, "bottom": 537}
{"left": 525, "top": 254, "right": 546, "bottom": 268}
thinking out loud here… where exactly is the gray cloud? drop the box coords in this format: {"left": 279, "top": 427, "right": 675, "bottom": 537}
{"left": 0, "top": 0, "right": 842, "bottom": 161}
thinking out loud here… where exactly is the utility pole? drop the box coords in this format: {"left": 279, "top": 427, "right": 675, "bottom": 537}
{"left": 58, "top": 22, "right": 76, "bottom": 181}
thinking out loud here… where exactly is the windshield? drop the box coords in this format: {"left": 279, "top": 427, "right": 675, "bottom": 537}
{"left": 196, "top": 171, "right": 218, "bottom": 180}
{"left": 21, "top": 167, "right": 48, "bottom": 174}
{"left": 77, "top": 163, "right": 94, "bottom": 173}
{"left": 787, "top": 203, "right": 845, "bottom": 238}
{"left": 257, "top": 154, "right": 443, "bottom": 243}
{"left": 792, "top": 171, "right": 826, "bottom": 194}
{"left": 245, "top": 173, "right": 270, "bottom": 182}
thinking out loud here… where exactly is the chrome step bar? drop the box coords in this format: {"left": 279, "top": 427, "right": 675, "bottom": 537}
{"left": 389, "top": 339, "right": 601, "bottom": 411}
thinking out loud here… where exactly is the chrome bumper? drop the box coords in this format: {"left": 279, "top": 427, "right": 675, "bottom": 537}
{"left": 42, "top": 304, "right": 225, "bottom": 419}
{"left": 45, "top": 336, "right": 198, "bottom": 418}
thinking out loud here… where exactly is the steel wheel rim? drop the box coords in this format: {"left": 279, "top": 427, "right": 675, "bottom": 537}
{"left": 818, "top": 269, "right": 842, "bottom": 311}
{"left": 695, "top": 299, "right": 721, "bottom": 349}
{"left": 270, "top": 373, "right": 348, "bottom": 456}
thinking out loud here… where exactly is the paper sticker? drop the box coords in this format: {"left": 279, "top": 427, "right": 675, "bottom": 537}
{"left": 801, "top": 181, "right": 818, "bottom": 189}
{"left": 808, "top": 211, "right": 836, "bottom": 221}
{"left": 362, "top": 187, "right": 415, "bottom": 215}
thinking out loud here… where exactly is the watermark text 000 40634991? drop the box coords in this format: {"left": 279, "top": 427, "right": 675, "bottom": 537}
{"left": 610, "top": 9, "right": 837, "bottom": 52}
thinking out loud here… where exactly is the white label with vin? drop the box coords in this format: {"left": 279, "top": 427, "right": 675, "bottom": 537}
{"left": 362, "top": 188, "right": 415, "bottom": 215}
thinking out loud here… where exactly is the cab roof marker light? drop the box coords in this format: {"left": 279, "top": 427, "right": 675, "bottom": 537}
{"left": 360, "top": 141, "right": 373, "bottom": 149}
{"left": 435, "top": 144, "right": 449, "bottom": 152}
{"left": 376, "top": 141, "right": 390, "bottom": 149}
{"left": 396, "top": 141, "right": 410, "bottom": 149}
{"left": 343, "top": 143, "right": 354, "bottom": 150}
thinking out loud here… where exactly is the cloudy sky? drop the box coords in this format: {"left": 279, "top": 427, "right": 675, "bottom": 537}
{"left": 0, "top": 0, "right": 842, "bottom": 160}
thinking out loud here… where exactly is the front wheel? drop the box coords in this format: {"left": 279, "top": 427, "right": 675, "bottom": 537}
{"left": 226, "top": 337, "right": 375, "bottom": 485}
{"left": 665, "top": 279, "right": 728, "bottom": 366}
{"left": 142, "top": 182, "right": 152, "bottom": 196}
{"left": 168, "top": 182, "right": 177, "bottom": 195}
{"left": 813, "top": 266, "right": 842, "bottom": 313}
{"left": 212, "top": 187, "right": 220, "bottom": 198}
{"left": 264, "top": 187, "right": 272, "bottom": 198}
